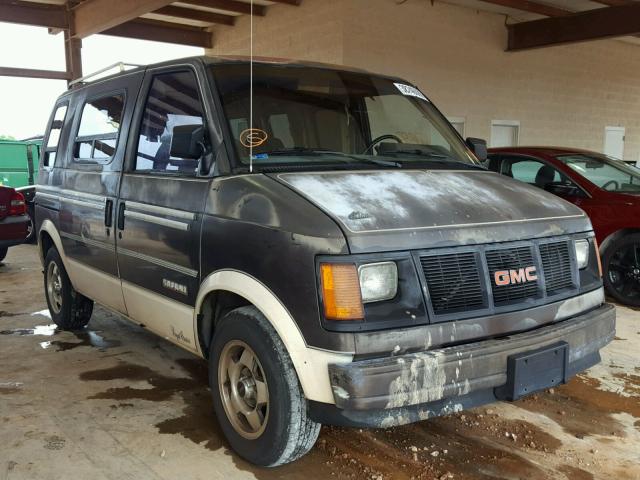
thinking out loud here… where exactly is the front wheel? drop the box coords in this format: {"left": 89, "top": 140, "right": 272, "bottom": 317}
{"left": 210, "top": 306, "right": 320, "bottom": 466}
{"left": 603, "top": 233, "right": 640, "bottom": 307}
{"left": 44, "top": 247, "right": 93, "bottom": 330}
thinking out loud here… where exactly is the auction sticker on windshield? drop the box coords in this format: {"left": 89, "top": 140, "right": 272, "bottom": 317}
{"left": 394, "top": 83, "right": 428, "bottom": 101}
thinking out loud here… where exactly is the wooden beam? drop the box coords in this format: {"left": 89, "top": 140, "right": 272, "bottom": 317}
{"left": 0, "top": 0, "right": 67, "bottom": 29}
{"left": 267, "top": 0, "right": 302, "bottom": 5}
{"left": 0, "top": 66, "right": 71, "bottom": 80}
{"left": 153, "top": 5, "right": 235, "bottom": 25}
{"left": 178, "top": 0, "right": 266, "bottom": 16}
{"left": 507, "top": 4, "right": 640, "bottom": 50}
{"left": 71, "top": 0, "right": 175, "bottom": 38}
{"left": 64, "top": 30, "right": 83, "bottom": 81}
{"left": 479, "top": 0, "right": 571, "bottom": 17}
{"left": 591, "top": 0, "right": 630, "bottom": 5}
{"left": 101, "top": 19, "right": 212, "bottom": 48}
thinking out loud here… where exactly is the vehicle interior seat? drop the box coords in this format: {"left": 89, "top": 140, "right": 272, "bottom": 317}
{"left": 535, "top": 165, "right": 556, "bottom": 188}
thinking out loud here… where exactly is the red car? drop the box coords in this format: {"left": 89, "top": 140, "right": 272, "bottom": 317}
{"left": 487, "top": 147, "right": 640, "bottom": 306}
{"left": 0, "top": 186, "right": 29, "bottom": 262}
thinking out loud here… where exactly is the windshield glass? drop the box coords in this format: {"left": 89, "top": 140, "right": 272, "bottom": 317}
{"left": 557, "top": 154, "right": 640, "bottom": 193}
{"left": 211, "top": 63, "right": 477, "bottom": 169}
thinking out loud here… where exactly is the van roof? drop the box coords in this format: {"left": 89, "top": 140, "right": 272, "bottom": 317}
{"left": 64, "top": 55, "right": 397, "bottom": 93}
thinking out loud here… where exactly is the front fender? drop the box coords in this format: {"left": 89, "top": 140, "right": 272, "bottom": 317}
{"left": 195, "top": 269, "right": 353, "bottom": 404}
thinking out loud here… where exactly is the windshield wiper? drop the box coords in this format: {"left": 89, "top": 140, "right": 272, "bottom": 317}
{"left": 380, "top": 149, "right": 485, "bottom": 170}
{"left": 260, "top": 147, "right": 337, "bottom": 156}
{"left": 258, "top": 147, "right": 401, "bottom": 168}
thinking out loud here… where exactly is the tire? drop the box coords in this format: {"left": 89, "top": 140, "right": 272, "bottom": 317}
{"left": 43, "top": 247, "right": 93, "bottom": 330}
{"left": 209, "top": 306, "right": 320, "bottom": 467}
{"left": 0, "top": 247, "right": 7, "bottom": 262}
{"left": 603, "top": 233, "right": 640, "bottom": 307}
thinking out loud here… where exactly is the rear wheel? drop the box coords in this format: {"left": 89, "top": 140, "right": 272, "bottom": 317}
{"left": 44, "top": 247, "right": 93, "bottom": 330}
{"left": 603, "top": 233, "right": 640, "bottom": 307}
{"left": 0, "top": 247, "right": 7, "bottom": 262}
{"left": 209, "top": 306, "right": 320, "bottom": 466}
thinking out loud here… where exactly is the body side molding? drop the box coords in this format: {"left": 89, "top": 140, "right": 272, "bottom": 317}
{"left": 195, "top": 269, "right": 353, "bottom": 404}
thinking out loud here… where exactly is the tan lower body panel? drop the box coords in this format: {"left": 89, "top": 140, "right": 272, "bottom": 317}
{"left": 66, "top": 259, "right": 128, "bottom": 315}
{"left": 122, "top": 280, "right": 199, "bottom": 355}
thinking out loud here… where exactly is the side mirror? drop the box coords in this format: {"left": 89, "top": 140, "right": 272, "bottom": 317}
{"left": 170, "top": 124, "right": 205, "bottom": 159}
{"left": 466, "top": 137, "right": 488, "bottom": 162}
{"left": 545, "top": 182, "right": 584, "bottom": 198}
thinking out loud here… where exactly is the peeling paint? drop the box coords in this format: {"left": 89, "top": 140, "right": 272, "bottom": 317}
{"left": 332, "top": 386, "right": 350, "bottom": 400}
{"left": 386, "top": 351, "right": 447, "bottom": 409}
{"left": 278, "top": 170, "right": 586, "bottom": 235}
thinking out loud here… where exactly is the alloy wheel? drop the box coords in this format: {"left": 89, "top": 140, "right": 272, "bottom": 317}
{"left": 608, "top": 241, "right": 640, "bottom": 303}
{"left": 218, "top": 340, "right": 269, "bottom": 439}
{"left": 46, "top": 261, "right": 63, "bottom": 314}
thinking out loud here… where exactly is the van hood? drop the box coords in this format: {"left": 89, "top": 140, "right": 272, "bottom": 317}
{"left": 274, "top": 170, "right": 592, "bottom": 253}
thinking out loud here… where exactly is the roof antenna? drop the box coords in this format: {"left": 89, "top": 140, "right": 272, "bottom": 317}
{"left": 249, "top": 0, "right": 254, "bottom": 173}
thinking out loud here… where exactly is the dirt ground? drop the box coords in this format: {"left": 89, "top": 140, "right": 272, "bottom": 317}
{"left": 0, "top": 244, "right": 638, "bottom": 480}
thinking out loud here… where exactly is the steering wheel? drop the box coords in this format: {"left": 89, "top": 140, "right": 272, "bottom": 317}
{"left": 602, "top": 180, "right": 620, "bottom": 191}
{"left": 362, "top": 134, "right": 403, "bottom": 154}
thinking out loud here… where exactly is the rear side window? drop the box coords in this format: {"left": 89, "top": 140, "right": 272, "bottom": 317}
{"left": 74, "top": 94, "right": 125, "bottom": 163}
{"left": 42, "top": 104, "right": 68, "bottom": 168}
{"left": 135, "top": 71, "right": 204, "bottom": 174}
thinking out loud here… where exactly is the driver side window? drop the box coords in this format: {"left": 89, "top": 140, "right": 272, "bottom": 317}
{"left": 135, "top": 71, "right": 204, "bottom": 175}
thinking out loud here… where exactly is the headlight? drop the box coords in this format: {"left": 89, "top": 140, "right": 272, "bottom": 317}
{"left": 574, "top": 239, "right": 590, "bottom": 269}
{"left": 358, "top": 262, "right": 398, "bottom": 303}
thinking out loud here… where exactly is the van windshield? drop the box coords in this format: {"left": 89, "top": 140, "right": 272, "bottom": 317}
{"left": 211, "top": 63, "right": 477, "bottom": 170}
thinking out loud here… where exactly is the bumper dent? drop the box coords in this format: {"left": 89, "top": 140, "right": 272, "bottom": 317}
{"left": 328, "top": 303, "right": 615, "bottom": 412}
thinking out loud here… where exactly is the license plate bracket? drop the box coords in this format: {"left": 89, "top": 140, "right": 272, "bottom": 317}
{"left": 495, "top": 341, "right": 569, "bottom": 401}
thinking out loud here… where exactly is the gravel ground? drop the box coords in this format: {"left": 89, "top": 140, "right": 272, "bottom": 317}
{"left": 0, "top": 244, "right": 638, "bottom": 480}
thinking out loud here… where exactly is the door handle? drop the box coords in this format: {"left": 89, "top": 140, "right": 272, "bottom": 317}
{"left": 117, "top": 202, "right": 125, "bottom": 230}
{"left": 105, "top": 199, "right": 114, "bottom": 227}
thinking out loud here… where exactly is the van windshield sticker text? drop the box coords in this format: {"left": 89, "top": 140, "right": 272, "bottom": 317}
{"left": 394, "top": 83, "right": 428, "bottom": 102}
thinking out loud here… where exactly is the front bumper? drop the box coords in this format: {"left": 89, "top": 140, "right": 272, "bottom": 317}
{"left": 324, "top": 303, "right": 615, "bottom": 426}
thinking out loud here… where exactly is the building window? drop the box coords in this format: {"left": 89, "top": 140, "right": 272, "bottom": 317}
{"left": 491, "top": 120, "right": 520, "bottom": 148}
{"left": 447, "top": 116, "right": 466, "bottom": 137}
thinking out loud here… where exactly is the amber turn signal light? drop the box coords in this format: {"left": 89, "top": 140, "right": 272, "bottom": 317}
{"left": 320, "top": 263, "right": 364, "bottom": 321}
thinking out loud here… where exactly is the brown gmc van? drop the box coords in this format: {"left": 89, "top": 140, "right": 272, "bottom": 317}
{"left": 36, "top": 56, "right": 615, "bottom": 466}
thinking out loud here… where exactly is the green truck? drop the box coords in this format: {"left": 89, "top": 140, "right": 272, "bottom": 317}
{"left": 0, "top": 139, "right": 42, "bottom": 188}
{"left": 0, "top": 138, "right": 42, "bottom": 242}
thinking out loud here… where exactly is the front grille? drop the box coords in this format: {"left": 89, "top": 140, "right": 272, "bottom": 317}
{"left": 486, "top": 246, "right": 540, "bottom": 306}
{"left": 421, "top": 252, "right": 485, "bottom": 315}
{"left": 540, "top": 241, "right": 574, "bottom": 295}
{"left": 419, "top": 238, "right": 579, "bottom": 319}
